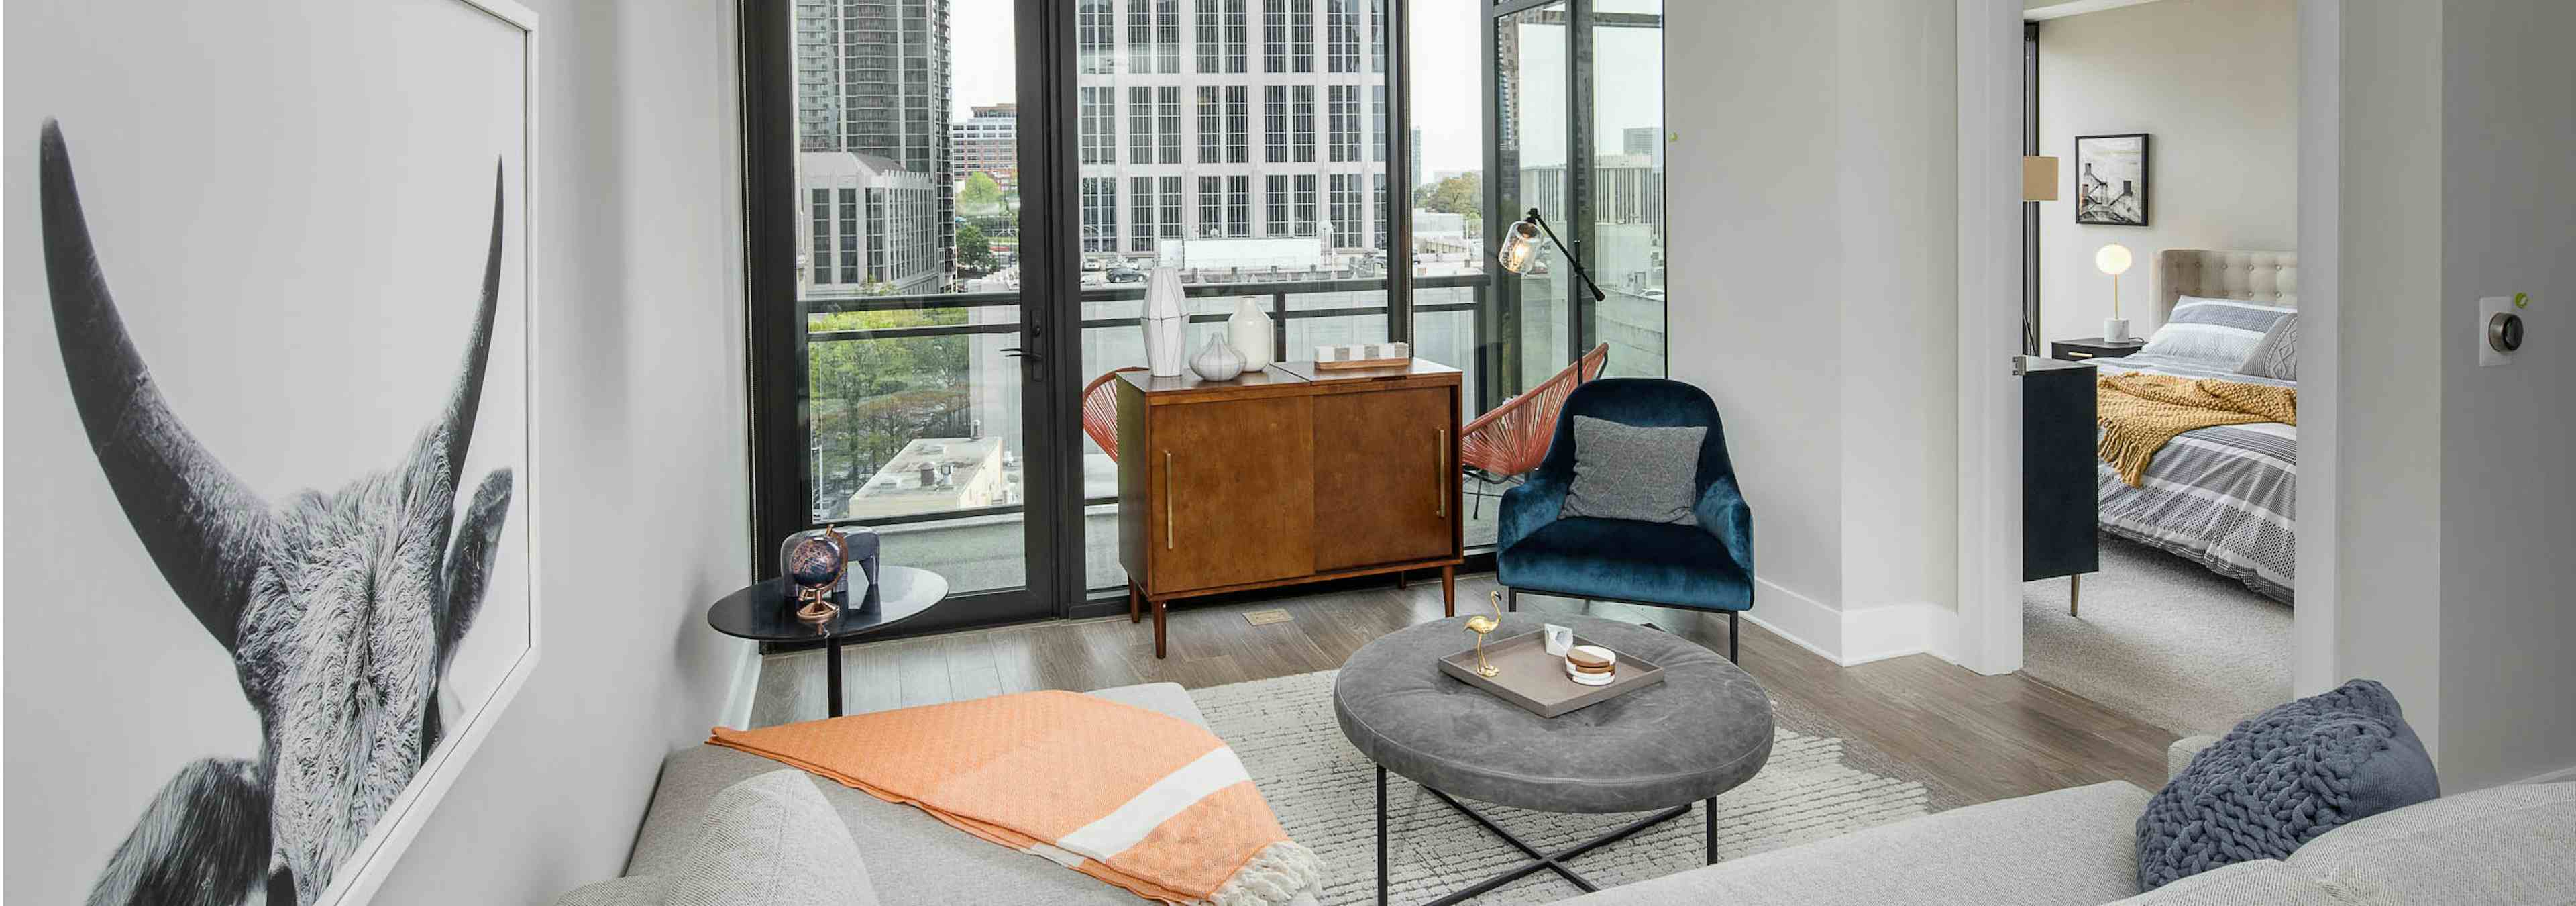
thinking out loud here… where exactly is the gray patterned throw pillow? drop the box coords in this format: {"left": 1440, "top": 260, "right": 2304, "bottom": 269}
{"left": 2137, "top": 679, "right": 2438, "bottom": 891}
{"left": 1559, "top": 415, "right": 1705, "bottom": 525}
{"left": 2237, "top": 313, "right": 2299, "bottom": 380}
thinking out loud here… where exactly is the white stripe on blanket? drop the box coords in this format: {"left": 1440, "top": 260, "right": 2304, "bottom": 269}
{"left": 1057, "top": 746, "right": 1252, "bottom": 862}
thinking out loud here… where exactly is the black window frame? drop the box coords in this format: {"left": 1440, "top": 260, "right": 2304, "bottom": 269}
{"left": 741, "top": 0, "right": 1423, "bottom": 624}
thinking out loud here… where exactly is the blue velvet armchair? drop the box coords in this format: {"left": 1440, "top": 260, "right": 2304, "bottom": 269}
{"left": 1495, "top": 378, "right": 1755, "bottom": 662}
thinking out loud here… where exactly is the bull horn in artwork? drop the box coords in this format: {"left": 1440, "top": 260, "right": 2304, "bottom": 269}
{"left": 39, "top": 119, "right": 271, "bottom": 651}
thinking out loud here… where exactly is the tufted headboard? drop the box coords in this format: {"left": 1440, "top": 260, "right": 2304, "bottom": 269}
{"left": 2153, "top": 250, "right": 2297, "bottom": 327}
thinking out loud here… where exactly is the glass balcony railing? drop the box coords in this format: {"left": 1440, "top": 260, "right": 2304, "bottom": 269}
{"left": 800, "top": 273, "right": 1493, "bottom": 596}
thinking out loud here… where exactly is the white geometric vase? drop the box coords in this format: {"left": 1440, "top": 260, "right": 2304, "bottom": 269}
{"left": 1228, "top": 297, "right": 1275, "bottom": 372}
{"left": 1143, "top": 266, "right": 1187, "bottom": 377}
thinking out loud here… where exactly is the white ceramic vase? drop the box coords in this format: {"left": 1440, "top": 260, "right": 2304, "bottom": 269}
{"left": 1189, "top": 335, "right": 1246, "bottom": 382}
{"left": 1142, "top": 267, "right": 1187, "bottom": 377}
{"left": 2103, "top": 317, "right": 2133, "bottom": 343}
{"left": 1228, "top": 297, "right": 1274, "bottom": 371}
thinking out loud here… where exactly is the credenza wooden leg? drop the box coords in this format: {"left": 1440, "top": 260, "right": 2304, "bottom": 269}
{"left": 1395, "top": 571, "right": 1408, "bottom": 589}
{"left": 1442, "top": 566, "right": 1456, "bottom": 617}
{"left": 1129, "top": 583, "right": 1141, "bottom": 623}
{"left": 1152, "top": 598, "right": 1167, "bottom": 659}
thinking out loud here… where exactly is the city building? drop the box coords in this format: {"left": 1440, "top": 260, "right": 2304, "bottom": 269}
{"left": 796, "top": 0, "right": 956, "bottom": 283}
{"left": 951, "top": 102, "right": 1018, "bottom": 189}
{"left": 799, "top": 150, "right": 944, "bottom": 296}
{"left": 1073, "top": 0, "right": 1391, "bottom": 270}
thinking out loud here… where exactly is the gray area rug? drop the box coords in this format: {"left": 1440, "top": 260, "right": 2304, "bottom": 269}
{"left": 1192, "top": 670, "right": 1935, "bottom": 905}
{"left": 2023, "top": 537, "right": 2293, "bottom": 736}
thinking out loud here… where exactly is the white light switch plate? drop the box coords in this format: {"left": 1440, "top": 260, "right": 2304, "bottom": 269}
{"left": 2479, "top": 295, "right": 2520, "bottom": 367}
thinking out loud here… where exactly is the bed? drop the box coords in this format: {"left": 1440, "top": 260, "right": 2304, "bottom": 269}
{"left": 2087, "top": 250, "right": 2298, "bottom": 603}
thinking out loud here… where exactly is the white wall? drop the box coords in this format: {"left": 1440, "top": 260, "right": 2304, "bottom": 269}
{"left": 2037, "top": 0, "right": 2298, "bottom": 342}
{"left": 1667, "top": 0, "right": 1961, "bottom": 662}
{"left": 2328, "top": 0, "right": 2576, "bottom": 791}
{"left": 2431, "top": 0, "right": 2576, "bottom": 791}
{"left": 371, "top": 1, "right": 755, "bottom": 901}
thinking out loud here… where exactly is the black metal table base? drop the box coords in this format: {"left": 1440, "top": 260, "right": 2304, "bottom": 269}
{"left": 1377, "top": 766, "right": 1716, "bottom": 906}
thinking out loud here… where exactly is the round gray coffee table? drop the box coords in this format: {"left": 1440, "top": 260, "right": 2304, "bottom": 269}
{"left": 1334, "top": 613, "right": 1774, "bottom": 905}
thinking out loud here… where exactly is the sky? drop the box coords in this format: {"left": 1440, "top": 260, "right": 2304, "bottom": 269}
{"left": 941, "top": 0, "right": 1664, "bottom": 185}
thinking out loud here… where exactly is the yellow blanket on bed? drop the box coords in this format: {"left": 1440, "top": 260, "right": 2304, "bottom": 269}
{"left": 2096, "top": 372, "right": 2298, "bottom": 487}
{"left": 708, "top": 690, "right": 1319, "bottom": 905}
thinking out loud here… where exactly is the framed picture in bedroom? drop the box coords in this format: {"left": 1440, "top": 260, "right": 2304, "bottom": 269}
{"left": 2074, "top": 133, "right": 2151, "bottom": 225}
{"left": 4, "top": 1, "right": 539, "bottom": 904}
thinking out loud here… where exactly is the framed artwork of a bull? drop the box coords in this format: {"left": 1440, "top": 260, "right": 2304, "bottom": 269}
{"left": 5, "top": 1, "right": 539, "bottom": 903}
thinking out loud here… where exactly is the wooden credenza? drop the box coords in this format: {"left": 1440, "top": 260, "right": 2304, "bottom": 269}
{"left": 1116, "top": 360, "right": 1465, "bottom": 658}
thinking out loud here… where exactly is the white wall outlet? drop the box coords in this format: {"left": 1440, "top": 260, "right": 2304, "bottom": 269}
{"left": 2479, "top": 295, "right": 2526, "bottom": 368}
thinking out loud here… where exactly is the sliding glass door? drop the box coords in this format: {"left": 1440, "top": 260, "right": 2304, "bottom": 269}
{"left": 749, "top": 0, "right": 1067, "bottom": 632}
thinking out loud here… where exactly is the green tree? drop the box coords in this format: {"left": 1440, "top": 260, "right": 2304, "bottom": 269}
{"left": 955, "top": 221, "right": 998, "bottom": 273}
{"left": 1412, "top": 172, "right": 1483, "bottom": 236}
{"left": 957, "top": 172, "right": 1004, "bottom": 216}
{"left": 805, "top": 303, "right": 972, "bottom": 517}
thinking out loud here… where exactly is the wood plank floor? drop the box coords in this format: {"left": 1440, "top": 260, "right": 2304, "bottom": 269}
{"left": 751, "top": 571, "right": 2177, "bottom": 806}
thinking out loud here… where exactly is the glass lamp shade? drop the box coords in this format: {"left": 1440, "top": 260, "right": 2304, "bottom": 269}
{"left": 1497, "top": 220, "right": 1543, "bottom": 274}
{"left": 2095, "top": 243, "right": 2134, "bottom": 276}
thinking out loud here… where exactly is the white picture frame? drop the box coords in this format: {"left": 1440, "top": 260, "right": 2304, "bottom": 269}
{"left": 319, "top": 2, "right": 543, "bottom": 903}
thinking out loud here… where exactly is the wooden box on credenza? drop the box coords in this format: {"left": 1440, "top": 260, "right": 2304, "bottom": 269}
{"left": 1115, "top": 360, "right": 1466, "bottom": 658}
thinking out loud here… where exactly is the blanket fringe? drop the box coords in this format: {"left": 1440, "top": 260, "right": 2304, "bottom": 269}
{"left": 1208, "top": 840, "right": 1323, "bottom": 906}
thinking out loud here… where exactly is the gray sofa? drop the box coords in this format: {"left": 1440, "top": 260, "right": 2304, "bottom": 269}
{"left": 1564, "top": 734, "right": 2576, "bottom": 905}
{"left": 559, "top": 683, "right": 1320, "bottom": 906}
{"left": 564, "top": 687, "right": 2576, "bottom": 905}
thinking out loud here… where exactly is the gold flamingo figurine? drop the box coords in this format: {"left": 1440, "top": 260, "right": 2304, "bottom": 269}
{"left": 1466, "top": 589, "right": 1503, "bottom": 677}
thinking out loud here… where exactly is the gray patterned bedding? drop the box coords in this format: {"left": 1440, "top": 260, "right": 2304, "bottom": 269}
{"left": 2090, "top": 353, "right": 2296, "bottom": 603}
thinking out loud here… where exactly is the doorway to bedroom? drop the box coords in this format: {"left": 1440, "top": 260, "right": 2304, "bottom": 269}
{"left": 2014, "top": 0, "right": 2299, "bottom": 737}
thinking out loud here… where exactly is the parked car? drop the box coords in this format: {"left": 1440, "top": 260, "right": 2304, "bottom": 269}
{"left": 1106, "top": 267, "right": 1146, "bottom": 283}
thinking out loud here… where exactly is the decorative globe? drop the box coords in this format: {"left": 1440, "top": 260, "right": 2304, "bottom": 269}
{"left": 780, "top": 530, "right": 847, "bottom": 594}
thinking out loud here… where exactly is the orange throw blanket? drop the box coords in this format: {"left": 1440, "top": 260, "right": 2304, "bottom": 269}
{"left": 708, "top": 691, "right": 1319, "bottom": 905}
{"left": 2096, "top": 372, "right": 2299, "bottom": 487}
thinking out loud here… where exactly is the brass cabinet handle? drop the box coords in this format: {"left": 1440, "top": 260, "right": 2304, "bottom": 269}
{"left": 1164, "top": 450, "right": 1174, "bottom": 550}
{"left": 2066, "top": 351, "right": 2094, "bottom": 359}
{"left": 1435, "top": 428, "right": 1447, "bottom": 518}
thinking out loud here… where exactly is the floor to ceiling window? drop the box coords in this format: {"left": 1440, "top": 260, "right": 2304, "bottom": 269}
{"left": 745, "top": 0, "right": 1658, "bottom": 631}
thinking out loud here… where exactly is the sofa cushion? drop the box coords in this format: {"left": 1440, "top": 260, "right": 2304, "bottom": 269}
{"left": 660, "top": 770, "right": 877, "bottom": 906}
{"left": 2119, "top": 860, "right": 2337, "bottom": 905}
{"left": 553, "top": 876, "right": 667, "bottom": 906}
{"left": 2137, "top": 679, "right": 2438, "bottom": 890}
{"left": 623, "top": 683, "right": 1228, "bottom": 906}
{"left": 1495, "top": 517, "right": 1752, "bottom": 611}
{"left": 1555, "top": 781, "right": 2153, "bottom": 906}
{"left": 1560, "top": 415, "right": 1706, "bottom": 525}
{"left": 2282, "top": 781, "right": 2576, "bottom": 903}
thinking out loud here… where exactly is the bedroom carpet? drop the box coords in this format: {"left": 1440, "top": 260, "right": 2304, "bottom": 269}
{"left": 1191, "top": 670, "right": 1943, "bottom": 905}
{"left": 2023, "top": 537, "right": 2293, "bottom": 736}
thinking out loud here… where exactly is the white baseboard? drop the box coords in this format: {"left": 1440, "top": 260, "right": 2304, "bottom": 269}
{"left": 720, "top": 640, "right": 759, "bottom": 730}
{"left": 1841, "top": 601, "right": 1956, "bottom": 666}
{"left": 1740, "top": 578, "right": 1960, "bottom": 668}
{"left": 1741, "top": 579, "right": 1845, "bottom": 662}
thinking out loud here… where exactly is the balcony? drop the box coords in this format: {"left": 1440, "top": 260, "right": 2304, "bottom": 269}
{"left": 799, "top": 272, "right": 1507, "bottom": 599}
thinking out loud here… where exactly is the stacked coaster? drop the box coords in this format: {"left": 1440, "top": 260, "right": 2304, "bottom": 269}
{"left": 1565, "top": 645, "right": 1617, "bottom": 687}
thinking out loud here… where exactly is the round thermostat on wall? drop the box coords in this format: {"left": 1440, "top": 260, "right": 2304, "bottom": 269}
{"left": 2489, "top": 311, "right": 2525, "bottom": 353}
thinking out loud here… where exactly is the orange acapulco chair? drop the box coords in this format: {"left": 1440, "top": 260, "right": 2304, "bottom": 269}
{"left": 1457, "top": 342, "right": 1609, "bottom": 517}
{"left": 1081, "top": 367, "right": 1148, "bottom": 462}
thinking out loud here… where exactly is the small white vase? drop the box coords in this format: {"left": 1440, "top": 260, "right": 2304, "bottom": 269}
{"left": 2103, "top": 317, "right": 2133, "bottom": 343}
{"left": 1228, "top": 298, "right": 1275, "bottom": 371}
{"left": 1189, "top": 335, "right": 1246, "bottom": 382}
{"left": 1142, "top": 267, "right": 1187, "bottom": 377}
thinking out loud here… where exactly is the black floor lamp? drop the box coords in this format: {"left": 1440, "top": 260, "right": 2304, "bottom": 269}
{"left": 1497, "top": 208, "right": 1607, "bottom": 302}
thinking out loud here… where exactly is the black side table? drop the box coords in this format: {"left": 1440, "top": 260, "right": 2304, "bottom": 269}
{"left": 2051, "top": 336, "right": 2147, "bottom": 362}
{"left": 706, "top": 565, "right": 949, "bottom": 717}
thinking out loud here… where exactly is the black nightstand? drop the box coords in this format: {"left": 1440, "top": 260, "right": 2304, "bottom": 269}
{"left": 2051, "top": 336, "right": 2146, "bottom": 362}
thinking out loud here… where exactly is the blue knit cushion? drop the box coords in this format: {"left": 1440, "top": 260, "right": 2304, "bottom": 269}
{"left": 2137, "top": 680, "right": 2440, "bottom": 890}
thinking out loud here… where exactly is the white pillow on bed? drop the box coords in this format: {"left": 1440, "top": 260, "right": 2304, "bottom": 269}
{"left": 2237, "top": 314, "right": 2299, "bottom": 380}
{"left": 2139, "top": 295, "right": 2294, "bottom": 366}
